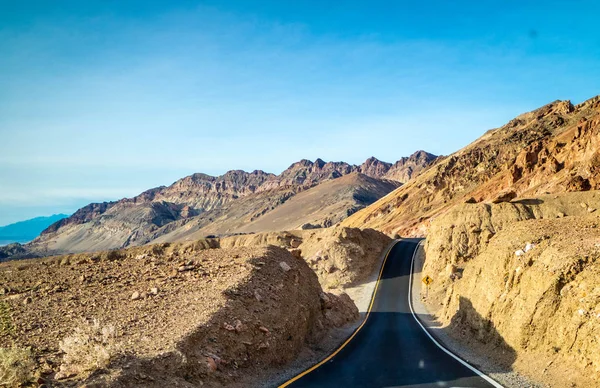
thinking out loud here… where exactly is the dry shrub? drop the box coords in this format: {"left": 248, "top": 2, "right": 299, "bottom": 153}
{"left": 0, "top": 347, "right": 35, "bottom": 387}
{"left": 0, "top": 301, "right": 13, "bottom": 336}
{"left": 58, "top": 319, "right": 117, "bottom": 378}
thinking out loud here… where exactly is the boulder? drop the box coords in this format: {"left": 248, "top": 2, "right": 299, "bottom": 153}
{"left": 279, "top": 262, "right": 291, "bottom": 272}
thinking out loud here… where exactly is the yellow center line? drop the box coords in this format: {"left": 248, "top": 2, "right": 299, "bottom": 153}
{"left": 278, "top": 240, "right": 399, "bottom": 387}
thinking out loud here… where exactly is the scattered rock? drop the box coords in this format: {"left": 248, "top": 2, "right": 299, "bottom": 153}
{"left": 23, "top": 296, "right": 33, "bottom": 305}
{"left": 206, "top": 357, "right": 218, "bottom": 373}
{"left": 524, "top": 243, "right": 535, "bottom": 253}
{"left": 223, "top": 322, "right": 235, "bottom": 331}
{"left": 588, "top": 207, "right": 596, "bottom": 213}
{"left": 178, "top": 265, "right": 195, "bottom": 272}
{"left": 515, "top": 249, "right": 525, "bottom": 257}
{"left": 0, "top": 243, "right": 362, "bottom": 386}
{"left": 279, "top": 262, "right": 291, "bottom": 272}
{"left": 234, "top": 319, "right": 244, "bottom": 333}
{"left": 464, "top": 197, "right": 478, "bottom": 204}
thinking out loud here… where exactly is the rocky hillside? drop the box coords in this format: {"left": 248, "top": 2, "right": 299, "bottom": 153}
{"left": 0, "top": 242, "right": 358, "bottom": 387}
{"left": 4, "top": 152, "right": 434, "bottom": 260}
{"left": 336, "top": 95, "right": 600, "bottom": 386}
{"left": 422, "top": 191, "right": 600, "bottom": 387}
{"left": 151, "top": 173, "right": 398, "bottom": 244}
{"left": 219, "top": 226, "right": 392, "bottom": 291}
{"left": 343, "top": 95, "right": 600, "bottom": 236}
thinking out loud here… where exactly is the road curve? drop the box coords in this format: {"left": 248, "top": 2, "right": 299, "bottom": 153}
{"left": 281, "top": 239, "right": 501, "bottom": 388}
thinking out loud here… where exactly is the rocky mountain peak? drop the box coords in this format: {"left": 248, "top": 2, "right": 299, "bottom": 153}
{"left": 383, "top": 151, "right": 438, "bottom": 183}
{"left": 289, "top": 159, "right": 314, "bottom": 169}
{"left": 314, "top": 158, "right": 327, "bottom": 168}
{"left": 408, "top": 150, "right": 437, "bottom": 162}
{"left": 359, "top": 157, "right": 392, "bottom": 178}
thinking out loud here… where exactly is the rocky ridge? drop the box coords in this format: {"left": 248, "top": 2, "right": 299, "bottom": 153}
{"left": 342, "top": 95, "right": 600, "bottom": 236}
{"left": 3, "top": 152, "right": 434, "bottom": 260}
{"left": 44, "top": 150, "right": 436, "bottom": 237}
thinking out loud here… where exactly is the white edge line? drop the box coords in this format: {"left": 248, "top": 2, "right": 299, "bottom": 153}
{"left": 407, "top": 240, "right": 504, "bottom": 388}
{"left": 277, "top": 239, "right": 399, "bottom": 386}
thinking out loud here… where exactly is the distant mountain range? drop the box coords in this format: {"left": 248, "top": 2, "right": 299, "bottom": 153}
{"left": 0, "top": 214, "right": 68, "bottom": 245}
{"left": 2, "top": 151, "right": 437, "bottom": 258}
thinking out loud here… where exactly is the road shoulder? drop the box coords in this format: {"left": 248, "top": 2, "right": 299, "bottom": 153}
{"left": 253, "top": 240, "right": 397, "bottom": 388}
{"left": 410, "top": 241, "right": 546, "bottom": 388}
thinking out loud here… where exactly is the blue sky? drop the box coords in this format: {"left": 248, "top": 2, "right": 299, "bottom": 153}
{"left": 1, "top": 0, "right": 599, "bottom": 226}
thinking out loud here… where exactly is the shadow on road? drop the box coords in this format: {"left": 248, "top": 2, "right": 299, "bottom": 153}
{"left": 380, "top": 297, "right": 516, "bottom": 372}
{"left": 283, "top": 238, "right": 518, "bottom": 387}
{"left": 433, "top": 296, "right": 517, "bottom": 373}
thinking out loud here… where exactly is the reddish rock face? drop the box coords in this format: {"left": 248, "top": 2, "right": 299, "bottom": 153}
{"left": 359, "top": 157, "right": 392, "bottom": 179}
{"left": 342, "top": 95, "right": 600, "bottom": 236}
{"left": 384, "top": 151, "right": 439, "bottom": 183}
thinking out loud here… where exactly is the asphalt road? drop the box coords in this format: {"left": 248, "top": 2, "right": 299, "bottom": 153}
{"left": 283, "top": 239, "right": 500, "bottom": 388}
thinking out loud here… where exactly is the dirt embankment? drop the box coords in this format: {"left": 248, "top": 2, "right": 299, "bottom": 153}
{"left": 220, "top": 226, "right": 392, "bottom": 291}
{"left": 0, "top": 241, "right": 358, "bottom": 387}
{"left": 423, "top": 191, "right": 600, "bottom": 387}
{"left": 425, "top": 191, "right": 600, "bottom": 277}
